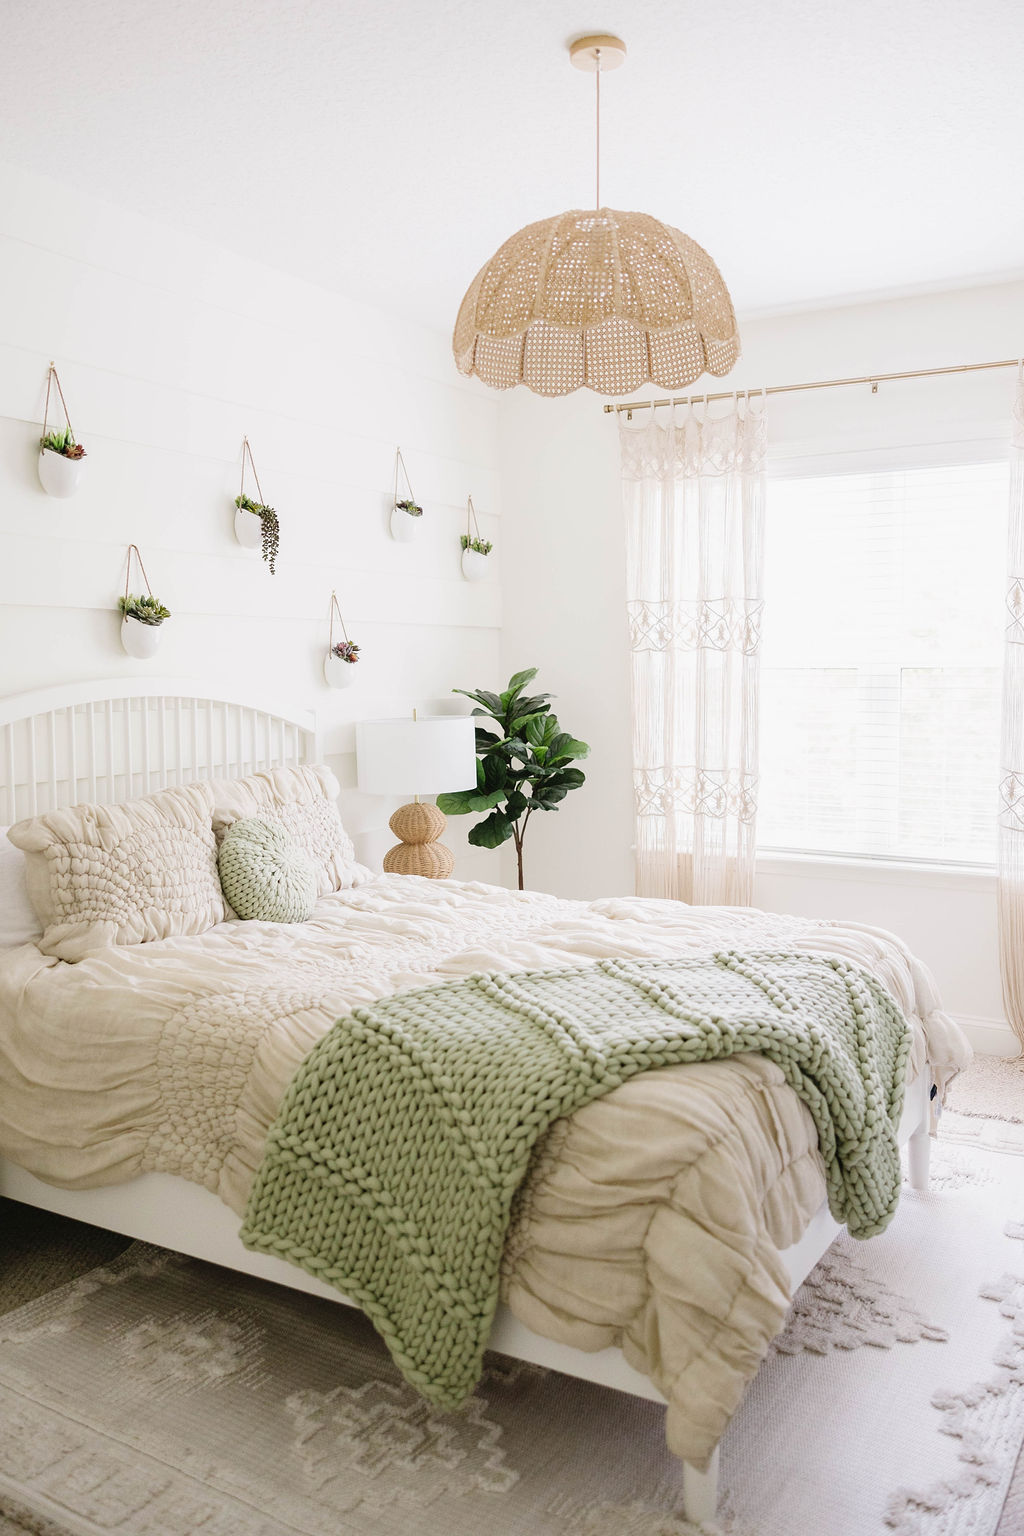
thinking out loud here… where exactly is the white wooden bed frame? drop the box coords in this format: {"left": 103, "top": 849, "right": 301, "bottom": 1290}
{"left": 0, "top": 679, "right": 932, "bottom": 1523}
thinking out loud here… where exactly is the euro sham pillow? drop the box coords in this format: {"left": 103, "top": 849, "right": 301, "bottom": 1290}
{"left": 218, "top": 818, "right": 317, "bottom": 923}
{"left": 210, "top": 764, "right": 368, "bottom": 896}
{"left": 7, "top": 781, "right": 227, "bottom": 962}
{"left": 0, "top": 831, "right": 44, "bottom": 949}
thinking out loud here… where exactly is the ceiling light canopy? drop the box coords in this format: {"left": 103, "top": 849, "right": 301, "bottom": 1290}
{"left": 452, "top": 35, "right": 740, "bottom": 398}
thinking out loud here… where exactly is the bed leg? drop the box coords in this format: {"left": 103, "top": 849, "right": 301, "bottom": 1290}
{"left": 681, "top": 1446, "right": 719, "bottom": 1525}
{"left": 908, "top": 1121, "right": 931, "bottom": 1191}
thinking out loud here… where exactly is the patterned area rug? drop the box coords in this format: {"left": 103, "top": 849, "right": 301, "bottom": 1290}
{"left": 0, "top": 1065, "right": 1021, "bottom": 1536}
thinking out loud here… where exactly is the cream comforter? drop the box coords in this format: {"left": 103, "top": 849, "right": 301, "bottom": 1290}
{"left": 0, "top": 877, "right": 971, "bottom": 1465}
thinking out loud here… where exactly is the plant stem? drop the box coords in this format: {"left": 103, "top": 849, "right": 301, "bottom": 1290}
{"left": 512, "top": 808, "right": 534, "bottom": 891}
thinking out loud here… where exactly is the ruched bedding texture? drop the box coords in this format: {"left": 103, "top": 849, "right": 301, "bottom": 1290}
{"left": 0, "top": 877, "right": 971, "bottom": 1466}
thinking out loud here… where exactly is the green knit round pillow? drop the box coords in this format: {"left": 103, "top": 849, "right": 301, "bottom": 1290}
{"left": 218, "top": 817, "right": 317, "bottom": 923}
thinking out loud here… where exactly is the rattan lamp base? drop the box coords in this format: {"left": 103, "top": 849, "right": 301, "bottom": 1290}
{"left": 382, "top": 801, "right": 455, "bottom": 879}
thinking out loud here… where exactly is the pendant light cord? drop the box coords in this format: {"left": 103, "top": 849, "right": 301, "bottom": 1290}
{"left": 595, "top": 48, "right": 601, "bottom": 210}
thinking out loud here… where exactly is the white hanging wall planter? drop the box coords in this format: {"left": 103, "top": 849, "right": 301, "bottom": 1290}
{"left": 323, "top": 652, "right": 356, "bottom": 688}
{"left": 117, "top": 544, "right": 171, "bottom": 659}
{"left": 390, "top": 446, "right": 423, "bottom": 541}
{"left": 461, "top": 548, "right": 490, "bottom": 582}
{"left": 323, "top": 590, "right": 361, "bottom": 689}
{"left": 37, "top": 363, "right": 87, "bottom": 498}
{"left": 390, "top": 504, "right": 421, "bottom": 542}
{"left": 460, "top": 494, "right": 493, "bottom": 581}
{"left": 38, "top": 448, "right": 85, "bottom": 498}
{"left": 234, "top": 505, "right": 262, "bottom": 548}
{"left": 233, "top": 437, "right": 280, "bottom": 572}
{"left": 121, "top": 616, "right": 164, "bottom": 658}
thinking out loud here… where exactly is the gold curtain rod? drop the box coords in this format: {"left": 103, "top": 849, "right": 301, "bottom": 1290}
{"left": 602, "top": 356, "right": 1021, "bottom": 417}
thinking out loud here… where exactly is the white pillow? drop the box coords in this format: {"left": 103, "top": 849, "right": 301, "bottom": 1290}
{"left": 210, "top": 764, "right": 370, "bottom": 896}
{"left": 0, "top": 830, "right": 44, "bottom": 948}
{"left": 7, "top": 781, "right": 227, "bottom": 963}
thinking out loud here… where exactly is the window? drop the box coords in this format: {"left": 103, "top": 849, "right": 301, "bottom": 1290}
{"left": 757, "top": 459, "right": 1009, "bottom": 866}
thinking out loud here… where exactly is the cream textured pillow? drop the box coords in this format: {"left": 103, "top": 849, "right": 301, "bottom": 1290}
{"left": 7, "top": 781, "right": 227, "bottom": 963}
{"left": 211, "top": 764, "right": 367, "bottom": 896}
{"left": 218, "top": 818, "right": 317, "bottom": 923}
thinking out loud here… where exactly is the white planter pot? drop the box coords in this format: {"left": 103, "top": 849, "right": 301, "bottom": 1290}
{"left": 390, "top": 505, "right": 422, "bottom": 543}
{"left": 234, "top": 506, "right": 262, "bottom": 549}
{"left": 461, "top": 548, "right": 491, "bottom": 582}
{"left": 38, "top": 448, "right": 84, "bottom": 498}
{"left": 121, "top": 617, "right": 164, "bottom": 658}
{"left": 323, "top": 654, "right": 357, "bottom": 689}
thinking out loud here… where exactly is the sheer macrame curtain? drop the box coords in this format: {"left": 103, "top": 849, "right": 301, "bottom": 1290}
{"left": 620, "top": 401, "right": 767, "bottom": 905}
{"left": 999, "top": 372, "right": 1024, "bottom": 1052}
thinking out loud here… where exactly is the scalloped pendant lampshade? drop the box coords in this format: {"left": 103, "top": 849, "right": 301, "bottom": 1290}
{"left": 452, "top": 35, "right": 740, "bottom": 398}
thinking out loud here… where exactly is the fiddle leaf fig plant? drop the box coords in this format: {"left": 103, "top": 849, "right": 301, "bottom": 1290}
{"left": 437, "top": 667, "right": 589, "bottom": 890}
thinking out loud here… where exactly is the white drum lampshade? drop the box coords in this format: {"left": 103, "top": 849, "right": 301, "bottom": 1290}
{"left": 356, "top": 716, "right": 477, "bottom": 879}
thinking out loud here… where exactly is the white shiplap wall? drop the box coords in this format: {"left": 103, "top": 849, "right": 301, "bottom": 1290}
{"left": 0, "top": 161, "right": 502, "bottom": 877}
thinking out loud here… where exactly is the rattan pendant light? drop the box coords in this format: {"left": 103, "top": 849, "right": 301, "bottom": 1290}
{"left": 452, "top": 35, "right": 740, "bottom": 398}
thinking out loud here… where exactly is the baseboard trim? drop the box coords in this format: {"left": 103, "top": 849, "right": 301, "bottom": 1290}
{"left": 953, "top": 1013, "right": 1021, "bottom": 1057}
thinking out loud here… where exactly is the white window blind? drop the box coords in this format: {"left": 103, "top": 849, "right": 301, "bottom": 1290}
{"left": 758, "top": 458, "right": 1009, "bottom": 866}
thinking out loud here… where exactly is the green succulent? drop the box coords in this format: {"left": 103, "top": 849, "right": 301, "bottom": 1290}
{"left": 119, "top": 593, "right": 170, "bottom": 626}
{"left": 460, "top": 535, "right": 493, "bottom": 555}
{"left": 41, "top": 426, "right": 86, "bottom": 459}
{"left": 437, "top": 668, "right": 589, "bottom": 890}
{"left": 395, "top": 498, "right": 423, "bottom": 517}
{"left": 235, "top": 494, "right": 280, "bottom": 574}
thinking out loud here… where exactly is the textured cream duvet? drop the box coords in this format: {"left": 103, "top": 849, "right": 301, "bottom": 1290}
{"left": 0, "top": 876, "right": 971, "bottom": 1465}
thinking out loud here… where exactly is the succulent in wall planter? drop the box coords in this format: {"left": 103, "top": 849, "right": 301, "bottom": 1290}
{"left": 461, "top": 535, "right": 493, "bottom": 582}
{"left": 391, "top": 498, "right": 423, "bottom": 543}
{"left": 118, "top": 545, "right": 169, "bottom": 657}
{"left": 390, "top": 447, "right": 423, "bottom": 542}
{"left": 324, "top": 639, "right": 361, "bottom": 689}
{"left": 118, "top": 594, "right": 171, "bottom": 658}
{"left": 460, "top": 495, "right": 492, "bottom": 581}
{"left": 234, "top": 493, "right": 280, "bottom": 572}
{"left": 37, "top": 365, "right": 87, "bottom": 498}
{"left": 323, "top": 591, "right": 360, "bottom": 687}
{"left": 234, "top": 437, "right": 279, "bottom": 572}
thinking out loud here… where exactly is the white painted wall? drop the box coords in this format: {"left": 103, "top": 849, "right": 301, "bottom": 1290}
{"left": 0, "top": 161, "right": 503, "bottom": 878}
{"left": 499, "top": 279, "right": 1024, "bottom": 1051}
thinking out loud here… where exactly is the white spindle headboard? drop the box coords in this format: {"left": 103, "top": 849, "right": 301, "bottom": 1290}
{"left": 0, "top": 679, "right": 319, "bottom": 822}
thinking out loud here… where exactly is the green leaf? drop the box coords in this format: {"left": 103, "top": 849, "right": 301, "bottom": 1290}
{"left": 508, "top": 710, "right": 549, "bottom": 734}
{"left": 513, "top": 695, "right": 554, "bottom": 721}
{"left": 504, "top": 790, "right": 529, "bottom": 818}
{"left": 540, "top": 767, "right": 587, "bottom": 789}
{"left": 436, "top": 790, "right": 478, "bottom": 816}
{"left": 467, "top": 810, "right": 515, "bottom": 848}
{"left": 481, "top": 755, "right": 510, "bottom": 792}
{"left": 545, "top": 732, "right": 590, "bottom": 764}
{"left": 531, "top": 785, "right": 570, "bottom": 808}
{"left": 506, "top": 667, "right": 539, "bottom": 693}
{"left": 524, "top": 715, "right": 557, "bottom": 748}
{"left": 454, "top": 688, "right": 503, "bottom": 718}
{"left": 466, "top": 789, "right": 506, "bottom": 812}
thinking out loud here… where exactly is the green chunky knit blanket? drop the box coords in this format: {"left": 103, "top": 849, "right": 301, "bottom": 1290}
{"left": 241, "top": 950, "right": 911, "bottom": 1408}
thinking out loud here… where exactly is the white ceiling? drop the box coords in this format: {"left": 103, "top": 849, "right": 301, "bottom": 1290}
{"left": 3, "top": 0, "right": 1024, "bottom": 333}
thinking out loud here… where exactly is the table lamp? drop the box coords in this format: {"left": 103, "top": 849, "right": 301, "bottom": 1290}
{"left": 355, "top": 713, "right": 477, "bottom": 878}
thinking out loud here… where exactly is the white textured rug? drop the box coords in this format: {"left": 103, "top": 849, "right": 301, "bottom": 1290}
{"left": 0, "top": 1148, "right": 1021, "bottom": 1535}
